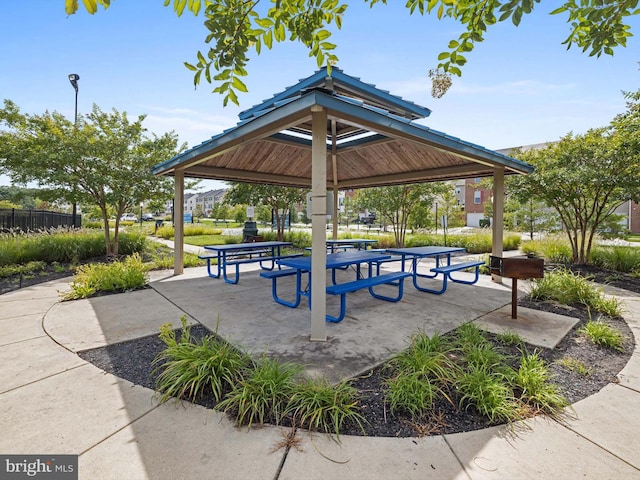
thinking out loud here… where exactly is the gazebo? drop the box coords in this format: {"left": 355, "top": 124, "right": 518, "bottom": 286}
{"left": 152, "top": 68, "right": 534, "bottom": 341}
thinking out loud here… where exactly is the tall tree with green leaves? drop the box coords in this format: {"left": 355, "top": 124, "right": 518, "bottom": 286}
{"left": 0, "top": 100, "right": 183, "bottom": 255}
{"left": 354, "top": 183, "right": 445, "bottom": 247}
{"left": 222, "top": 183, "right": 307, "bottom": 240}
{"left": 65, "top": 0, "right": 639, "bottom": 101}
{"left": 510, "top": 90, "right": 640, "bottom": 264}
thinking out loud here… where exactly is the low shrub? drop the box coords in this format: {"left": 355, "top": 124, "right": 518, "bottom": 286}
{"left": 578, "top": 320, "right": 625, "bottom": 352}
{"left": 590, "top": 246, "right": 640, "bottom": 274}
{"left": 286, "top": 378, "right": 366, "bottom": 436}
{"left": 529, "top": 268, "right": 622, "bottom": 317}
{"left": 0, "top": 228, "right": 147, "bottom": 266}
{"left": 521, "top": 236, "right": 572, "bottom": 263}
{"left": 510, "top": 352, "right": 568, "bottom": 413}
{"left": 153, "top": 317, "right": 250, "bottom": 404}
{"left": 62, "top": 253, "right": 148, "bottom": 300}
{"left": 218, "top": 357, "right": 301, "bottom": 427}
{"left": 405, "top": 231, "right": 520, "bottom": 253}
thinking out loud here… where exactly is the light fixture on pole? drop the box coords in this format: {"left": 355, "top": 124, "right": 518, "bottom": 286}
{"left": 68, "top": 74, "right": 80, "bottom": 228}
{"left": 140, "top": 202, "right": 144, "bottom": 227}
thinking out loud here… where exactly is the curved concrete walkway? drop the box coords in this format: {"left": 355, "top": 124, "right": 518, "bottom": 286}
{"left": 1, "top": 273, "right": 639, "bottom": 479}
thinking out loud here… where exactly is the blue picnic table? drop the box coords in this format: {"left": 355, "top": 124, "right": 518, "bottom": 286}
{"left": 384, "top": 246, "right": 485, "bottom": 294}
{"left": 200, "top": 241, "right": 301, "bottom": 284}
{"left": 261, "top": 251, "right": 411, "bottom": 323}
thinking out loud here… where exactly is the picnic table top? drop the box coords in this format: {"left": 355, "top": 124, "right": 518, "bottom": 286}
{"left": 278, "top": 250, "right": 390, "bottom": 270}
{"left": 203, "top": 241, "right": 292, "bottom": 252}
{"left": 385, "top": 246, "right": 465, "bottom": 257}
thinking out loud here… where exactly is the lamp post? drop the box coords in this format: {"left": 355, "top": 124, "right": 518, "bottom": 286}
{"left": 68, "top": 74, "right": 80, "bottom": 228}
{"left": 140, "top": 202, "right": 144, "bottom": 227}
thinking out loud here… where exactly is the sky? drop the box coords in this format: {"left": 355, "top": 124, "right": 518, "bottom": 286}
{"left": 1, "top": 1, "right": 639, "bottom": 191}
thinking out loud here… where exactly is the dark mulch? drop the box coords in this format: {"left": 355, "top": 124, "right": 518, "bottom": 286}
{"left": 6, "top": 260, "right": 637, "bottom": 437}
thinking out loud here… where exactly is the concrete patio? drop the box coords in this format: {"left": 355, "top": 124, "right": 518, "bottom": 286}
{"left": 2, "top": 262, "right": 640, "bottom": 479}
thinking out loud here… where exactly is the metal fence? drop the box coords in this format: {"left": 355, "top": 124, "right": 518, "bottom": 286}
{"left": 0, "top": 208, "right": 81, "bottom": 232}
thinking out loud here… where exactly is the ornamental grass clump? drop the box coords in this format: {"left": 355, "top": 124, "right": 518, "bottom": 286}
{"left": 218, "top": 356, "right": 301, "bottom": 428}
{"left": 511, "top": 352, "right": 568, "bottom": 414}
{"left": 384, "top": 332, "right": 458, "bottom": 416}
{"left": 286, "top": 378, "right": 366, "bottom": 437}
{"left": 62, "top": 253, "right": 148, "bottom": 300}
{"left": 578, "top": 320, "right": 625, "bottom": 352}
{"left": 153, "top": 317, "right": 250, "bottom": 404}
{"left": 529, "top": 268, "right": 622, "bottom": 317}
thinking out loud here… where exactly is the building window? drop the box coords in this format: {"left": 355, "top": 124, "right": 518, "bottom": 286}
{"left": 474, "top": 178, "right": 481, "bottom": 183}
{"left": 474, "top": 190, "right": 481, "bottom": 204}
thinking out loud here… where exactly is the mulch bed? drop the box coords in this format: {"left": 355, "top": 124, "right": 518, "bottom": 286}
{"left": 4, "top": 260, "right": 637, "bottom": 437}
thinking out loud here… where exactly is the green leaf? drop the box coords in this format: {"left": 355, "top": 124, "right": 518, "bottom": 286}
{"left": 264, "top": 30, "right": 273, "bottom": 49}
{"left": 174, "top": 0, "right": 187, "bottom": 16}
{"left": 197, "top": 50, "right": 206, "bottom": 66}
{"left": 184, "top": 62, "right": 198, "bottom": 72}
{"left": 82, "top": 0, "right": 98, "bottom": 14}
{"left": 448, "top": 39, "right": 459, "bottom": 49}
{"left": 437, "top": 51, "right": 450, "bottom": 61}
{"left": 549, "top": 6, "right": 567, "bottom": 15}
{"left": 316, "top": 29, "right": 331, "bottom": 41}
{"left": 255, "top": 17, "right": 274, "bottom": 28}
{"left": 190, "top": 0, "right": 201, "bottom": 16}
{"left": 65, "top": 0, "right": 79, "bottom": 15}
{"left": 512, "top": 8, "right": 522, "bottom": 26}
{"left": 228, "top": 89, "right": 239, "bottom": 106}
{"left": 213, "top": 70, "right": 231, "bottom": 81}
{"left": 231, "top": 76, "right": 248, "bottom": 93}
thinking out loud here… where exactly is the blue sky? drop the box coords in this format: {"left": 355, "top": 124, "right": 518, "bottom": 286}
{"left": 1, "top": 1, "right": 639, "bottom": 190}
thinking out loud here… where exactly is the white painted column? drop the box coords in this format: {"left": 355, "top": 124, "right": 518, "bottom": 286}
{"left": 174, "top": 169, "right": 185, "bottom": 275}
{"left": 310, "top": 106, "right": 328, "bottom": 341}
{"left": 491, "top": 167, "right": 504, "bottom": 283}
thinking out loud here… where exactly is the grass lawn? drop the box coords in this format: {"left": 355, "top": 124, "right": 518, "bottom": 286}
{"left": 184, "top": 235, "right": 237, "bottom": 247}
{"left": 625, "top": 234, "right": 640, "bottom": 243}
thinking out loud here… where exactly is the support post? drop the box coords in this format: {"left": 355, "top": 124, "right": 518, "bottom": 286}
{"left": 310, "top": 106, "right": 328, "bottom": 341}
{"left": 491, "top": 168, "right": 505, "bottom": 283}
{"left": 174, "top": 170, "right": 185, "bottom": 275}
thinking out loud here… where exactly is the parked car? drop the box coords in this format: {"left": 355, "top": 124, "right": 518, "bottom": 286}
{"left": 120, "top": 213, "right": 138, "bottom": 222}
{"left": 141, "top": 213, "right": 155, "bottom": 221}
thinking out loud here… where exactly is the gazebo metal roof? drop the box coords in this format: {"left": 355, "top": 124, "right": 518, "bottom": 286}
{"left": 152, "top": 67, "right": 533, "bottom": 186}
{"left": 153, "top": 68, "right": 532, "bottom": 341}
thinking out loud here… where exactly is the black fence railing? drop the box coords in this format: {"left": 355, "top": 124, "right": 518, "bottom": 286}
{"left": 0, "top": 209, "right": 82, "bottom": 232}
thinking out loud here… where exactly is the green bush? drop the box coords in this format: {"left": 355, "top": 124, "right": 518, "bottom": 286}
{"left": 0, "top": 229, "right": 147, "bottom": 266}
{"left": 218, "top": 357, "right": 301, "bottom": 427}
{"left": 62, "top": 253, "right": 148, "bottom": 300}
{"left": 590, "top": 246, "right": 640, "bottom": 274}
{"left": 405, "top": 231, "right": 520, "bottom": 253}
{"left": 578, "top": 321, "right": 625, "bottom": 352}
{"left": 153, "top": 317, "right": 250, "bottom": 404}
{"left": 286, "top": 378, "right": 366, "bottom": 436}
{"left": 529, "top": 268, "right": 622, "bottom": 317}
{"left": 521, "top": 236, "right": 573, "bottom": 263}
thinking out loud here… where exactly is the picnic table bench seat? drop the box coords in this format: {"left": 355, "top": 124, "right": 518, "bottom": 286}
{"left": 200, "top": 251, "right": 303, "bottom": 283}
{"left": 415, "top": 260, "right": 484, "bottom": 295}
{"left": 325, "top": 271, "right": 412, "bottom": 323}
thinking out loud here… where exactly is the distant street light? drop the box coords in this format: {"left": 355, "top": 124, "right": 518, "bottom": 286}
{"left": 140, "top": 202, "right": 144, "bottom": 227}
{"left": 68, "top": 73, "right": 80, "bottom": 228}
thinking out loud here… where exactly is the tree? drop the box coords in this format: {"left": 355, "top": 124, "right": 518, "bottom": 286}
{"left": 511, "top": 90, "right": 640, "bottom": 264}
{"left": 65, "top": 0, "right": 639, "bottom": 101}
{"left": 0, "top": 100, "right": 183, "bottom": 255}
{"left": 436, "top": 183, "right": 465, "bottom": 229}
{"left": 354, "top": 183, "right": 444, "bottom": 247}
{"left": 223, "top": 183, "right": 307, "bottom": 240}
